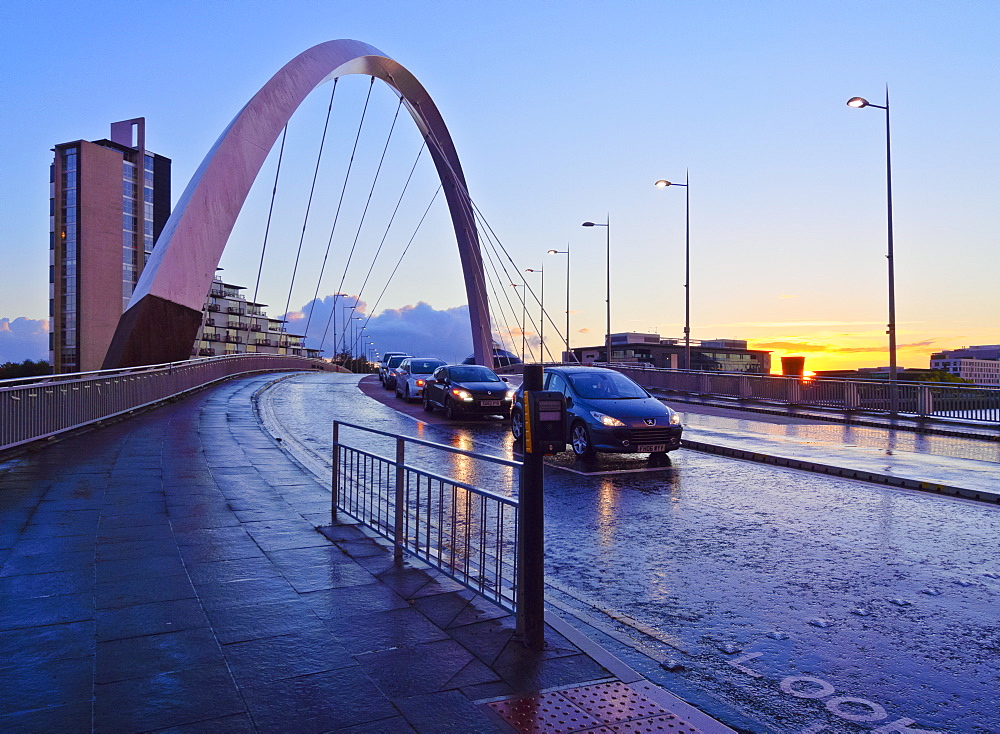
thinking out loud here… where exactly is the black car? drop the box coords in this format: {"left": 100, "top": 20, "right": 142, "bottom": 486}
{"left": 423, "top": 364, "right": 515, "bottom": 419}
{"left": 511, "top": 366, "right": 683, "bottom": 457}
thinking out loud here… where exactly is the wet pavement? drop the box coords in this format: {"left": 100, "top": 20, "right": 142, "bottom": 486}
{"left": 261, "top": 372, "right": 1000, "bottom": 733}
{"left": 0, "top": 373, "right": 732, "bottom": 733}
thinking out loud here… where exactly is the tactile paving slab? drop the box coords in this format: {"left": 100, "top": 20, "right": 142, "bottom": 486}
{"left": 486, "top": 681, "right": 705, "bottom": 733}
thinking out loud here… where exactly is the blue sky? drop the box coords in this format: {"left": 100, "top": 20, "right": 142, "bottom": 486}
{"left": 2, "top": 0, "right": 998, "bottom": 370}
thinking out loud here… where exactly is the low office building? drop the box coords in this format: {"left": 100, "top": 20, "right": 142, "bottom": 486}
{"left": 929, "top": 345, "right": 1000, "bottom": 386}
{"left": 572, "top": 333, "right": 771, "bottom": 373}
{"left": 191, "top": 278, "right": 320, "bottom": 359}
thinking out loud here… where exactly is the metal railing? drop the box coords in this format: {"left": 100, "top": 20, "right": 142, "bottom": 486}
{"left": 332, "top": 420, "right": 522, "bottom": 613}
{"left": 610, "top": 366, "right": 1000, "bottom": 424}
{"left": 1, "top": 354, "right": 323, "bottom": 453}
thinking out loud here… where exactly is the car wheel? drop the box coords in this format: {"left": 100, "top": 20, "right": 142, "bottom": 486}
{"left": 423, "top": 394, "right": 434, "bottom": 412}
{"left": 649, "top": 451, "right": 672, "bottom": 467}
{"left": 444, "top": 398, "right": 457, "bottom": 420}
{"left": 404, "top": 385, "right": 413, "bottom": 403}
{"left": 510, "top": 409, "right": 524, "bottom": 442}
{"left": 570, "top": 421, "right": 595, "bottom": 458}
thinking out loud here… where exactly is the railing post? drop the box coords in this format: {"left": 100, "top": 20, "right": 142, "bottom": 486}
{"left": 394, "top": 437, "right": 405, "bottom": 561}
{"left": 917, "top": 386, "right": 933, "bottom": 417}
{"left": 786, "top": 376, "right": 802, "bottom": 405}
{"left": 331, "top": 421, "right": 340, "bottom": 522}
{"left": 844, "top": 381, "right": 860, "bottom": 411}
{"left": 518, "top": 364, "right": 545, "bottom": 651}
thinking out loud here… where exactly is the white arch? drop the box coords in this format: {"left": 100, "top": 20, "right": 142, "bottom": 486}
{"left": 105, "top": 39, "right": 492, "bottom": 368}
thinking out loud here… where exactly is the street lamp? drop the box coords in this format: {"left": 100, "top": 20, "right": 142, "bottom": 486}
{"left": 654, "top": 173, "right": 691, "bottom": 370}
{"left": 582, "top": 218, "right": 610, "bottom": 365}
{"left": 547, "top": 246, "right": 575, "bottom": 363}
{"left": 510, "top": 282, "right": 525, "bottom": 362}
{"left": 847, "top": 89, "right": 897, "bottom": 412}
{"left": 525, "top": 268, "right": 544, "bottom": 362}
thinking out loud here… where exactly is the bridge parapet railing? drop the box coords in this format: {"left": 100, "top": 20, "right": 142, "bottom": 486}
{"left": 610, "top": 366, "right": 1000, "bottom": 424}
{"left": 0, "top": 354, "right": 323, "bottom": 453}
{"left": 331, "top": 420, "right": 522, "bottom": 614}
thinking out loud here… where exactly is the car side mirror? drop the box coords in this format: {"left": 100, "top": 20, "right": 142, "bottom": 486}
{"left": 502, "top": 377, "right": 509, "bottom": 382}
{"left": 565, "top": 396, "right": 573, "bottom": 408}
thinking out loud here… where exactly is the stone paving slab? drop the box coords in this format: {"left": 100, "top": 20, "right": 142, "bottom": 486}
{"left": 0, "top": 373, "right": 733, "bottom": 733}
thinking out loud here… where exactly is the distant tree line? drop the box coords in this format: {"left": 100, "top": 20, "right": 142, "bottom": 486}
{"left": 333, "top": 354, "right": 375, "bottom": 373}
{"left": 0, "top": 359, "right": 52, "bottom": 380}
{"left": 907, "top": 370, "right": 974, "bottom": 384}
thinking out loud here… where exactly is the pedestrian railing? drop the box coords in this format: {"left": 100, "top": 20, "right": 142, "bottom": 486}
{"left": 0, "top": 354, "right": 323, "bottom": 453}
{"left": 331, "top": 420, "right": 522, "bottom": 613}
{"left": 611, "top": 366, "right": 1000, "bottom": 424}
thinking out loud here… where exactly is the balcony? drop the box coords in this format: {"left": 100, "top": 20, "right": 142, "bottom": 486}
{"left": 207, "top": 304, "right": 220, "bottom": 312}
{"left": 198, "top": 348, "right": 216, "bottom": 356}
{"left": 226, "top": 307, "right": 244, "bottom": 315}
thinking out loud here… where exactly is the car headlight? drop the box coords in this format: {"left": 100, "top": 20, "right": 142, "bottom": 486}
{"left": 591, "top": 411, "right": 625, "bottom": 427}
{"left": 669, "top": 412, "right": 681, "bottom": 425}
{"left": 451, "top": 388, "right": 472, "bottom": 401}
{"left": 505, "top": 389, "right": 516, "bottom": 400}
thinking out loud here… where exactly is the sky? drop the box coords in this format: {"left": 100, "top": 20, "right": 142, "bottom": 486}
{"left": 2, "top": 0, "right": 998, "bottom": 372}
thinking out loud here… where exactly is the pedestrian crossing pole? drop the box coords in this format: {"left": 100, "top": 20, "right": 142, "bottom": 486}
{"left": 519, "top": 364, "right": 545, "bottom": 650}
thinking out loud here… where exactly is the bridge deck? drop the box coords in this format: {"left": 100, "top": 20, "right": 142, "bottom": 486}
{"left": 0, "top": 374, "right": 728, "bottom": 733}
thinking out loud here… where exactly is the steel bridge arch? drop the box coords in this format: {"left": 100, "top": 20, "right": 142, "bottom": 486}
{"left": 104, "top": 39, "right": 493, "bottom": 368}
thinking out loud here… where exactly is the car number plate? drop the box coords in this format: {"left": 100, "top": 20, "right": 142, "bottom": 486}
{"left": 637, "top": 444, "right": 667, "bottom": 453}
{"left": 480, "top": 400, "right": 501, "bottom": 407}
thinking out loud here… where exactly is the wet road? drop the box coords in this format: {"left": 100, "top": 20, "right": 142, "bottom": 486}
{"left": 260, "top": 373, "right": 1000, "bottom": 733}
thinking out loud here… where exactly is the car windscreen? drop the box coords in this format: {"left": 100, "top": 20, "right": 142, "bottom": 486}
{"left": 449, "top": 366, "right": 502, "bottom": 382}
{"left": 567, "top": 371, "right": 649, "bottom": 399}
{"left": 410, "top": 360, "right": 444, "bottom": 374}
{"left": 387, "top": 357, "right": 409, "bottom": 368}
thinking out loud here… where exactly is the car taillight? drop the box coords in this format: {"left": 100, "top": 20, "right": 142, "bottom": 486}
{"left": 416, "top": 379, "right": 425, "bottom": 386}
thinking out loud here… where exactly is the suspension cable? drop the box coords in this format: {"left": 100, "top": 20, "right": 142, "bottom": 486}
{"left": 303, "top": 76, "right": 376, "bottom": 340}
{"left": 349, "top": 142, "right": 426, "bottom": 323}
{"left": 281, "top": 79, "right": 338, "bottom": 325}
{"left": 329, "top": 93, "right": 403, "bottom": 331}
{"left": 242, "top": 124, "right": 288, "bottom": 352}
{"left": 342, "top": 186, "right": 442, "bottom": 355}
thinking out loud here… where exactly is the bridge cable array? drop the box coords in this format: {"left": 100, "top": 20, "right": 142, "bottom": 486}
{"left": 228, "top": 74, "right": 567, "bottom": 365}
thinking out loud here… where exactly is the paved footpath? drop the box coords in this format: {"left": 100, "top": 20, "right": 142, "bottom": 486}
{"left": 0, "top": 374, "right": 732, "bottom": 733}
{"left": 671, "top": 401, "right": 1000, "bottom": 502}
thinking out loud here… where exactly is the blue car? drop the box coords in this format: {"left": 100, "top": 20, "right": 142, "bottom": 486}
{"left": 511, "top": 366, "right": 682, "bottom": 457}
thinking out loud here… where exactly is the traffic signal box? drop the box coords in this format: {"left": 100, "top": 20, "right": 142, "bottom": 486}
{"left": 523, "top": 390, "right": 566, "bottom": 455}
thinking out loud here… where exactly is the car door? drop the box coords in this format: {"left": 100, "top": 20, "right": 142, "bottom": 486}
{"left": 544, "top": 373, "right": 577, "bottom": 436}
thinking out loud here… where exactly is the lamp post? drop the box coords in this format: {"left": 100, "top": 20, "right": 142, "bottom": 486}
{"left": 525, "top": 268, "right": 544, "bottom": 362}
{"left": 341, "top": 305, "right": 356, "bottom": 363}
{"left": 510, "top": 282, "right": 525, "bottom": 362}
{"left": 546, "top": 246, "right": 574, "bottom": 362}
{"left": 654, "top": 173, "right": 691, "bottom": 370}
{"left": 582, "top": 218, "right": 610, "bottom": 364}
{"left": 847, "top": 90, "right": 897, "bottom": 413}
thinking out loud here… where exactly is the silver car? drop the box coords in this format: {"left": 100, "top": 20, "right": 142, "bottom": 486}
{"left": 395, "top": 357, "right": 447, "bottom": 402}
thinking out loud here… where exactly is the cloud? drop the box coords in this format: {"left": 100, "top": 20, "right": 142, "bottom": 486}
{"left": 750, "top": 339, "right": 941, "bottom": 354}
{"left": 281, "top": 296, "right": 475, "bottom": 363}
{"left": 0, "top": 317, "right": 48, "bottom": 363}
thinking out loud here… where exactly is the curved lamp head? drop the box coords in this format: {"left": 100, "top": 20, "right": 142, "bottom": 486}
{"left": 525, "top": 268, "right": 541, "bottom": 273}
{"left": 582, "top": 222, "right": 596, "bottom": 227}
{"left": 654, "top": 179, "right": 672, "bottom": 188}
{"left": 546, "top": 249, "right": 559, "bottom": 254}
{"left": 847, "top": 97, "right": 869, "bottom": 108}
